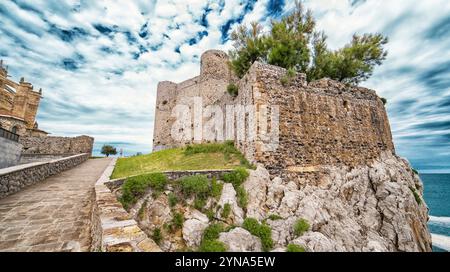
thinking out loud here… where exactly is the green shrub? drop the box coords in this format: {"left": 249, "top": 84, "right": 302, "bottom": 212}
{"left": 119, "top": 173, "right": 168, "bottom": 210}
{"left": 280, "top": 67, "right": 296, "bottom": 86}
{"left": 294, "top": 218, "right": 310, "bottom": 237}
{"left": 170, "top": 212, "right": 184, "bottom": 232}
{"left": 147, "top": 173, "right": 168, "bottom": 192}
{"left": 198, "top": 223, "right": 227, "bottom": 252}
{"left": 381, "top": 97, "right": 388, "bottom": 105}
{"left": 227, "top": 83, "right": 239, "bottom": 97}
{"left": 180, "top": 175, "right": 210, "bottom": 198}
{"left": 409, "top": 187, "right": 422, "bottom": 205}
{"left": 205, "top": 209, "right": 215, "bottom": 221}
{"left": 194, "top": 197, "right": 207, "bottom": 210}
{"left": 198, "top": 240, "right": 227, "bottom": 252}
{"left": 211, "top": 177, "right": 223, "bottom": 199}
{"left": 412, "top": 168, "right": 419, "bottom": 175}
{"left": 221, "top": 203, "right": 232, "bottom": 219}
{"left": 222, "top": 168, "right": 249, "bottom": 188}
{"left": 287, "top": 244, "right": 306, "bottom": 252}
{"left": 202, "top": 223, "right": 225, "bottom": 241}
{"left": 168, "top": 193, "right": 178, "bottom": 208}
{"left": 152, "top": 228, "right": 163, "bottom": 245}
{"left": 267, "top": 214, "right": 283, "bottom": 221}
{"left": 242, "top": 218, "right": 273, "bottom": 251}
{"left": 236, "top": 185, "right": 248, "bottom": 209}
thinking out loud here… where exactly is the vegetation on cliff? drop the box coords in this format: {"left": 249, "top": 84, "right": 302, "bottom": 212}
{"left": 111, "top": 142, "right": 252, "bottom": 179}
{"left": 229, "top": 1, "right": 388, "bottom": 85}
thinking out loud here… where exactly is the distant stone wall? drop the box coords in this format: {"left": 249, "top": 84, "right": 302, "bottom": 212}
{"left": 20, "top": 135, "right": 94, "bottom": 155}
{"left": 0, "top": 153, "right": 89, "bottom": 199}
{"left": 0, "top": 137, "right": 22, "bottom": 168}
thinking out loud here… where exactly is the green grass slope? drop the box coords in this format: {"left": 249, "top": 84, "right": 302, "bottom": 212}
{"left": 111, "top": 142, "right": 252, "bottom": 179}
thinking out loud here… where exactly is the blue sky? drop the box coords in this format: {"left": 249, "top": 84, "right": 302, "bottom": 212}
{"left": 0, "top": 0, "right": 449, "bottom": 172}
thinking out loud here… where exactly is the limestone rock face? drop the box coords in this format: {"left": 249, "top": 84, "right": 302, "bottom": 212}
{"left": 291, "top": 232, "right": 341, "bottom": 252}
{"left": 243, "top": 165, "right": 271, "bottom": 221}
{"left": 245, "top": 153, "right": 432, "bottom": 252}
{"left": 219, "top": 228, "right": 262, "bottom": 252}
{"left": 216, "top": 183, "right": 244, "bottom": 224}
{"left": 182, "top": 210, "right": 209, "bottom": 248}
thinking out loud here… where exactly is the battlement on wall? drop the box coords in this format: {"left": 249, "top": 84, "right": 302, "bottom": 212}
{"left": 153, "top": 50, "right": 394, "bottom": 174}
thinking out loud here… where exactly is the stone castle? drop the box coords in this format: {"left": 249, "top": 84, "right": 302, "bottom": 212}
{"left": 0, "top": 60, "right": 48, "bottom": 137}
{"left": 153, "top": 50, "right": 394, "bottom": 179}
{"left": 151, "top": 50, "right": 430, "bottom": 252}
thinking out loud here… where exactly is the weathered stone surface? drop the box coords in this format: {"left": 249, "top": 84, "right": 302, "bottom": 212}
{"left": 0, "top": 158, "right": 111, "bottom": 252}
{"left": 216, "top": 183, "right": 244, "bottom": 225}
{"left": 291, "top": 232, "right": 340, "bottom": 252}
{"left": 243, "top": 165, "right": 270, "bottom": 221}
{"left": 219, "top": 228, "right": 262, "bottom": 252}
{"left": 20, "top": 135, "right": 94, "bottom": 156}
{"left": 0, "top": 137, "right": 22, "bottom": 168}
{"left": 244, "top": 154, "right": 432, "bottom": 252}
{"left": 182, "top": 210, "right": 209, "bottom": 248}
{"left": 92, "top": 159, "right": 162, "bottom": 252}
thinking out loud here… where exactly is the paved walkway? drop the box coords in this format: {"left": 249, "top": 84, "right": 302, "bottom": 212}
{"left": 0, "top": 158, "right": 112, "bottom": 252}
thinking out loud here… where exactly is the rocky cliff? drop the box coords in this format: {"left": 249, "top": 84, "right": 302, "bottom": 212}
{"left": 244, "top": 152, "right": 431, "bottom": 252}
{"left": 116, "top": 151, "right": 431, "bottom": 252}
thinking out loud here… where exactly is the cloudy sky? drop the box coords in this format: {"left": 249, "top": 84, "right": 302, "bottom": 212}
{"left": 1, "top": 0, "right": 449, "bottom": 172}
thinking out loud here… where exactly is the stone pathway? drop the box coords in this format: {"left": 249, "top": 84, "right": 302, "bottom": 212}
{"left": 0, "top": 158, "right": 112, "bottom": 252}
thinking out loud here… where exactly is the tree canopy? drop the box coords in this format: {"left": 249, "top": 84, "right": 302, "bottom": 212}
{"left": 229, "top": 1, "right": 388, "bottom": 85}
{"left": 101, "top": 145, "right": 117, "bottom": 157}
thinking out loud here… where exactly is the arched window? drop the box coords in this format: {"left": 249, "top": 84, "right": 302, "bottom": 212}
{"left": 11, "top": 126, "right": 18, "bottom": 134}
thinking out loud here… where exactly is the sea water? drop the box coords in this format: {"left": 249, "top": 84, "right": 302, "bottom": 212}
{"left": 421, "top": 174, "right": 450, "bottom": 252}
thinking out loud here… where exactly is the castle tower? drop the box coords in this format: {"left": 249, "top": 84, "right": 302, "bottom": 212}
{"left": 152, "top": 50, "right": 236, "bottom": 151}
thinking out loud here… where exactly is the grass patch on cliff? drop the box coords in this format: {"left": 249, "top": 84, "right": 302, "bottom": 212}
{"left": 111, "top": 142, "right": 251, "bottom": 179}
{"left": 287, "top": 244, "right": 306, "bottom": 252}
{"left": 409, "top": 187, "right": 422, "bottom": 205}
{"left": 293, "top": 218, "right": 310, "bottom": 237}
{"left": 242, "top": 218, "right": 273, "bottom": 252}
{"left": 198, "top": 223, "right": 227, "bottom": 252}
{"left": 119, "top": 173, "right": 168, "bottom": 210}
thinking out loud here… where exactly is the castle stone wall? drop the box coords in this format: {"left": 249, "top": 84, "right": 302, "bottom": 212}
{"left": 235, "top": 62, "right": 394, "bottom": 178}
{"left": 153, "top": 50, "right": 237, "bottom": 151}
{"left": 20, "top": 135, "right": 94, "bottom": 156}
{"left": 153, "top": 50, "right": 395, "bottom": 179}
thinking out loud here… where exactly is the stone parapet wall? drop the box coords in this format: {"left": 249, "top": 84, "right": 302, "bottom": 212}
{"left": 90, "top": 158, "right": 161, "bottom": 252}
{"left": 19, "top": 154, "right": 70, "bottom": 164}
{"left": 20, "top": 135, "right": 94, "bottom": 155}
{"left": 0, "top": 153, "right": 89, "bottom": 199}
